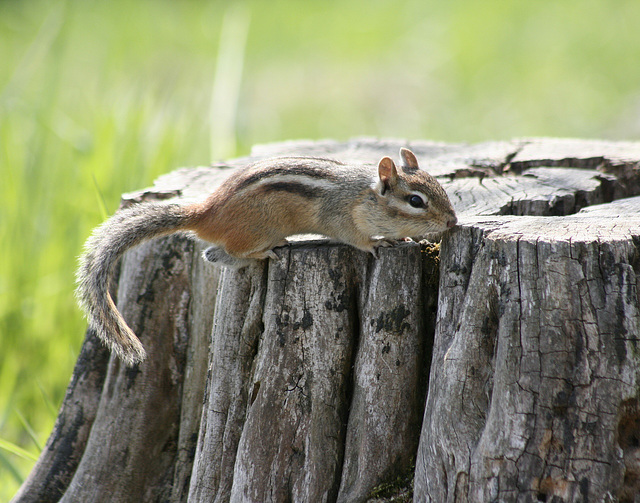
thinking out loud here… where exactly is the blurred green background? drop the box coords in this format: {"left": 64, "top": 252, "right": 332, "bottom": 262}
{"left": 1, "top": 0, "right": 639, "bottom": 498}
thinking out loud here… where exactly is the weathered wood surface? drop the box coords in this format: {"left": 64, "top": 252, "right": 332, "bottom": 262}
{"left": 13, "top": 138, "right": 640, "bottom": 503}
{"left": 415, "top": 204, "right": 640, "bottom": 502}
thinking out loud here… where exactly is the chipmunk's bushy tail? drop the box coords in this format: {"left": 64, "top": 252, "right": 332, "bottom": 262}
{"left": 76, "top": 203, "right": 193, "bottom": 366}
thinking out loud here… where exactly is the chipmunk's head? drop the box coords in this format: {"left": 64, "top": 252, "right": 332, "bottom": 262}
{"left": 372, "top": 148, "right": 457, "bottom": 238}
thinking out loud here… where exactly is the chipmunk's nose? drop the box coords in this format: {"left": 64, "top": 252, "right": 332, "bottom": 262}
{"left": 447, "top": 216, "right": 458, "bottom": 229}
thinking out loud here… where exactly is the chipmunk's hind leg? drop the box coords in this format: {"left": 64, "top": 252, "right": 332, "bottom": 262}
{"left": 203, "top": 246, "right": 255, "bottom": 269}
{"left": 204, "top": 236, "right": 288, "bottom": 268}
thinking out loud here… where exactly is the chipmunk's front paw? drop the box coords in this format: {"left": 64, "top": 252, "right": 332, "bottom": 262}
{"left": 370, "top": 238, "right": 398, "bottom": 258}
{"left": 264, "top": 249, "right": 279, "bottom": 261}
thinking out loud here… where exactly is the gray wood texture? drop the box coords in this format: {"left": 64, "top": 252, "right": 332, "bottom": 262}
{"left": 13, "top": 138, "right": 640, "bottom": 503}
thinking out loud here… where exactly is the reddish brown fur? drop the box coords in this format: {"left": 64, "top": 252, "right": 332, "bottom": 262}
{"left": 188, "top": 184, "right": 321, "bottom": 258}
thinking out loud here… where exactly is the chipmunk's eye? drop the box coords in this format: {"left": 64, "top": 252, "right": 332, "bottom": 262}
{"left": 408, "top": 194, "right": 426, "bottom": 208}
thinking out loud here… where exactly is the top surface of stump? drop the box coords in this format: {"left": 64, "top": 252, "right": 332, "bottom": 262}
{"left": 122, "top": 137, "right": 640, "bottom": 233}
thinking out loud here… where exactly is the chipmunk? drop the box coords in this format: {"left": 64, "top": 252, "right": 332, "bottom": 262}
{"left": 76, "top": 148, "right": 457, "bottom": 366}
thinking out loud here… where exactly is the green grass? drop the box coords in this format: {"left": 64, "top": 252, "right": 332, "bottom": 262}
{"left": 1, "top": 0, "right": 639, "bottom": 499}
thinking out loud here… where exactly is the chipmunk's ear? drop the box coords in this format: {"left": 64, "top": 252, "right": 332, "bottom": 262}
{"left": 399, "top": 148, "right": 419, "bottom": 170}
{"left": 378, "top": 156, "right": 398, "bottom": 195}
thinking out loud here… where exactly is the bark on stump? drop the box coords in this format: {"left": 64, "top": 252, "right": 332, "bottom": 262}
{"left": 13, "top": 138, "right": 640, "bottom": 503}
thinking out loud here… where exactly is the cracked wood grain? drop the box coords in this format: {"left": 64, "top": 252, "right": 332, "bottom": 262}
{"left": 414, "top": 203, "right": 640, "bottom": 502}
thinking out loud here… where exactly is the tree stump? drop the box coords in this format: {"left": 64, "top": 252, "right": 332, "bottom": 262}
{"left": 13, "top": 138, "right": 640, "bottom": 503}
